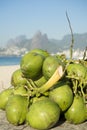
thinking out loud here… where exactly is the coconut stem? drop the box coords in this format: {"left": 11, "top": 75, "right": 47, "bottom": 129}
{"left": 66, "top": 11, "right": 74, "bottom": 61}
{"left": 83, "top": 46, "right": 87, "bottom": 60}
{"left": 37, "top": 66, "right": 64, "bottom": 93}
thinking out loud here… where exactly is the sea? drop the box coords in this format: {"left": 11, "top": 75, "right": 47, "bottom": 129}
{"left": 0, "top": 56, "right": 22, "bottom": 66}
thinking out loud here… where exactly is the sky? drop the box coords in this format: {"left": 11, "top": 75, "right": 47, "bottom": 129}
{"left": 0, "top": 0, "right": 87, "bottom": 47}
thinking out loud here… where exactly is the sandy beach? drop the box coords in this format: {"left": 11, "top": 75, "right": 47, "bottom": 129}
{"left": 0, "top": 65, "right": 20, "bottom": 92}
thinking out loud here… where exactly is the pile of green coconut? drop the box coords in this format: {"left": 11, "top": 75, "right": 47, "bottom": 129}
{"left": 0, "top": 48, "right": 87, "bottom": 130}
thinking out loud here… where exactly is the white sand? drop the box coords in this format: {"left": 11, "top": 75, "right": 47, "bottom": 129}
{"left": 0, "top": 65, "right": 20, "bottom": 92}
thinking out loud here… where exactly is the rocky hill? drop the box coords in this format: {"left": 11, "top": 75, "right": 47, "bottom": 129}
{"left": 0, "top": 31, "right": 87, "bottom": 56}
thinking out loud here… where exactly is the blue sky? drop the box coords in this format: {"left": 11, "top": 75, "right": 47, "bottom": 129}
{"left": 0, "top": 0, "right": 87, "bottom": 46}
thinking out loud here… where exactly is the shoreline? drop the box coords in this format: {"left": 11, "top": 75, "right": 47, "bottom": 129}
{"left": 0, "top": 65, "right": 20, "bottom": 91}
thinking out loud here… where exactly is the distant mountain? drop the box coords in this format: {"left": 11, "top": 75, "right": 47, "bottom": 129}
{"left": 0, "top": 31, "right": 87, "bottom": 56}
{"left": 30, "top": 31, "right": 49, "bottom": 50}
{"left": 60, "top": 33, "right": 87, "bottom": 50}
{"left": 5, "top": 31, "right": 60, "bottom": 53}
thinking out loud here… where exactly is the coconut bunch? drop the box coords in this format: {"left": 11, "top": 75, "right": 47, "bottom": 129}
{"left": 0, "top": 48, "right": 87, "bottom": 130}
